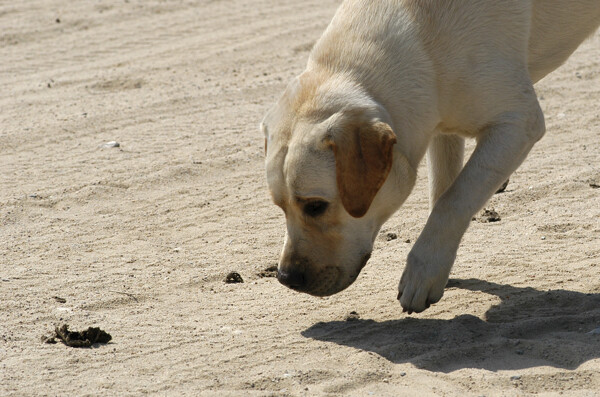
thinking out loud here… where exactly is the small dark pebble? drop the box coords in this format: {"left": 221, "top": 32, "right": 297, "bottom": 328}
{"left": 346, "top": 311, "right": 360, "bottom": 321}
{"left": 43, "top": 324, "right": 111, "bottom": 348}
{"left": 386, "top": 232, "right": 397, "bottom": 241}
{"left": 257, "top": 265, "right": 278, "bottom": 278}
{"left": 510, "top": 375, "right": 522, "bottom": 381}
{"left": 53, "top": 296, "right": 66, "bottom": 303}
{"left": 590, "top": 183, "right": 600, "bottom": 189}
{"left": 225, "top": 272, "right": 243, "bottom": 283}
{"left": 55, "top": 18, "right": 61, "bottom": 23}
{"left": 496, "top": 179, "right": 509, "bottom": 193}
{"left": 404, "top": 239, "right": 411, "bottom": 244}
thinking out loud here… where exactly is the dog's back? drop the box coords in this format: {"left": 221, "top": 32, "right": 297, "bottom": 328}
{"left": 529, "top": 0, "right": 600, "bottom": 81}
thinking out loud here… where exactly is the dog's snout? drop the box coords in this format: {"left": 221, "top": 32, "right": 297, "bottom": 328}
{"left": 277, "top": 268, "right": 306, "bottom": 289}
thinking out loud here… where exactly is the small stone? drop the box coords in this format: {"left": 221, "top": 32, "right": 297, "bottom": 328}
{"left": 404, "top": 239, "right": 411, "bottom": 244}
{"left": 53, "top": 296, "right": 67, "bottom": 303}
{"left": 346, "top": 311, "right": 360, "bottom": 321}
{"left": 386, "top": 232, "right": 397, "bottom": 241}
{"left": 101, "top": 141, "right": 120, "bottom": 148}
{"left": 510, "top": 375, "right": 522, "bottom": 381}
{"left": 225, "top": 272, "right": 243, "bottom": 284}
{"left": 400, "top": 372, "right": 407, "bottom": 377}
{"left": 587, "top": 327, "right": 600, "bottom": 335}
{"left": 496, "top": 179, "right": 509, "bottom": 193}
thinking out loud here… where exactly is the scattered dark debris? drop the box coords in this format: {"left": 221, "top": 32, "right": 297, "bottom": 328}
{"left": 404, "top": 239, "right": 411, "bottom": 244}
{"left": 55, "top": 18, "right": 61, "bottom": 23}
{"left": 346, "top": 311, "right": 360, "bottom": 321}
{"left": 496, "top": 179, "right": 509, "bottom": 193}
{"left": 258, "top": 265, "right": 278, "bottom": 278}
{"left": 386, "top": 232, "right": 397, "bottom": 241}
{"left": 473, "top": 208, "right": 501, "bottom": 223}
{"left": 590, "top": 182, "right": 600, "bottom": 189}
{"left": 225, "top": 272, "right": 244, "bottom": 283}
{"left": 52, "top": 296, "right": 66, "bottom": 304}
{"left": 42, "top": 324, "right": 112, "bottom": 348}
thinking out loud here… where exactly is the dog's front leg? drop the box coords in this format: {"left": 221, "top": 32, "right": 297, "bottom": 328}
{"left": 398, "top": 103, "right": 546, "bottom": 313}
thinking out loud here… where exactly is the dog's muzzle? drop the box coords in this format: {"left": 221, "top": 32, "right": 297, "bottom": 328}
{"left": 277, "top": 252, "right": 372, "bottom": 296}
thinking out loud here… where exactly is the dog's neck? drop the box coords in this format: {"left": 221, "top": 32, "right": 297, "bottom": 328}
{"left": 307, "top": 21, "right": 439, "bottom": 174}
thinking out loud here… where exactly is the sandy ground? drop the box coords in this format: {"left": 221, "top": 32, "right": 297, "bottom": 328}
{"left": 1, "top": 1, "right": 600, "bottom": 395}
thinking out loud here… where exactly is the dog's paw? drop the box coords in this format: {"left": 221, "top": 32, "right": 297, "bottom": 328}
{"left": 397, "top": 252, "right": 449, "bottom": 314}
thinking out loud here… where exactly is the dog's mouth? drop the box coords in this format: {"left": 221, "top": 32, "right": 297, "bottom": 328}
{"left": 290, "top": 252, "right": 373, "bottom": 297}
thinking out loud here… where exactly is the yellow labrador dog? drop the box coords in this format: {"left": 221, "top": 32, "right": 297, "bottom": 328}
{"left": 262, "top": 0, "right": 600, "bottom": 314}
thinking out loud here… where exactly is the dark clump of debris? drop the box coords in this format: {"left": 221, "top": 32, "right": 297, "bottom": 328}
{"left": 258, "top": 265, "right": 278, "bottom": 278}
{"left": 225, "top": 272, "right": 244, "bottom": 283}
{"left": 43, "top": 324, "right": 112, "bottom": 348}
{"left": 473, "top": 208, "right": 501, "bottom": 223}
{"left": 386, "top": 232, "right": 398, "bottom": 241}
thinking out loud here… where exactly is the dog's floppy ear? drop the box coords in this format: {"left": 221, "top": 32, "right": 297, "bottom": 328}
{"left": 324, "top": 115, "right": 396, "bottom": 218}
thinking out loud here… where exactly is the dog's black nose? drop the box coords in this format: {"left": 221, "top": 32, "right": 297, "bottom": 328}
{"left": 277, "top": 268, "right": 306, "bottom": 289}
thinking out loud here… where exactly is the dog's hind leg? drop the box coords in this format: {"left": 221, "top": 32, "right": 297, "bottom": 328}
{"left": 427, "top": 133, "right": 464, "bottom": 210}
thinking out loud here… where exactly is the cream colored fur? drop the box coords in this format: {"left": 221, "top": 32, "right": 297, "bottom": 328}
{"left": 262, "top": 0, "right": 600, "bottom": 313}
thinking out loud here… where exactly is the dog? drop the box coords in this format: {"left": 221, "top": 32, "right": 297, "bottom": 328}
{"left": 261, "top": 0, "right": 600, "bottom": 314}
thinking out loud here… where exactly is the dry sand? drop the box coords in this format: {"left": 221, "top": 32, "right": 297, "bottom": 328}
{"left": 1, "top": 1, "right": 599, "bottom": 395}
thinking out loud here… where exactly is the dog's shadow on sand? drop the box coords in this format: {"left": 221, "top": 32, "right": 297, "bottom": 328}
{"left": 302, "top": 278, "right": 600, "bottom": 372}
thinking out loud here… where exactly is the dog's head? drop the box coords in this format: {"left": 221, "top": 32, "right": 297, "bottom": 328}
{"left": 262, "top": 72, "right": 416, "bottom": 296}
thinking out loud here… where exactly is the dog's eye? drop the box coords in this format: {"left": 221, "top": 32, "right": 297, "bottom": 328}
{"left": 303, "top": 201, "right": 329, "bottom": 217}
